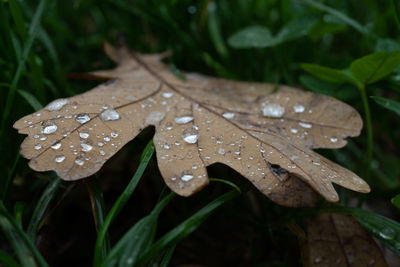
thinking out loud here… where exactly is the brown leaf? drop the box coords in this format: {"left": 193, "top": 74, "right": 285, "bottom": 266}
{"left": 13, "top": 44, "right": 370, "bottom": 203}
{"left": 306, "top": 213, "right": 388, "bottom": 267}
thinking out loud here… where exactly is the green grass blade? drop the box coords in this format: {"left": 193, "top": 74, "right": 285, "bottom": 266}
{"left": 17, "top": 90, "right": 43, "bottom": 111}
{"left": 207, "top": 3, "right": 228, "bottom": 59}
{"left": 27, "top": 177, "right": 61, "bottom": 240}
{"left": 301, "top": 0, "right": 374, "bottom": 38}
{"left": 158, "top": 245, "right": 176, "bottom": 267}
{"left": 0, "top": 249, "right": 20, "bottom": 267}
{"left": 0, "top": 201, "right": 49, "bottom": 267}
{"left": 8, "top": 0, "right": 28, "bottom": 41}
{"left": 86, "top": 178, "right": 110, "bottom": 258}
{"left": 102, "top": 193, "right": 174, "bottom": 267}
{"left": 392, "top": 194, "right": 400, "bottom": 209}
{"left": 93, "top": 140, "right": 155, "bottom": 266}
{"left": 209, "top": 178, "right": 241, "bottom": 193}
{"left": 0, "top": 0, "right": 47, "bottom": 138}
{"left": 137, "top": 190, "right": 240, "bottom": 265}
{"left": 371, "top": 96, "right": 400, "bottom": 116}
{"left": 1, "top": 153, "right": 20, "bottom": 202}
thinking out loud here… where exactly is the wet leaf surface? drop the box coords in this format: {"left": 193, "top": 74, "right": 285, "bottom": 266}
{"left": 306, "top": 213, "right": 388, "bottom": 267}
{"left": 14, "top": 44, "right": 370, "bottom": 204}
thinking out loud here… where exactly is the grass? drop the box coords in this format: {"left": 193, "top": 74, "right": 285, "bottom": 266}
{"left": 1, "top": 0, "right": 400, "bottom": 266}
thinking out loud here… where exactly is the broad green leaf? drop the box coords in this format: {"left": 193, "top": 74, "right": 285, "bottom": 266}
{"left": 274, "top": 17, "right": 317, "bottom": 44}
{"left": 301, "top": 63, "right": 356, "bottom": 85}
{"left": 350, "top": 51, "right": 400, "bottom": 85}
{"left": 228, "top": 25, "right": 273, "bottom": 48}
{"left": 371, "top": 96, "right": 400, "bottom": 116}
{"left": 392, "top": 194, "right": 400, "bottom": 209}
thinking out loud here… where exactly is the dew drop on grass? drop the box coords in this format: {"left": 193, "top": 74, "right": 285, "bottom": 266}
{"left": 174, "top": 116, "right": 194, "bottom": 124}
{"left": 76, "top": 114, "right": 91, "bottom": 124}
{"left": 55, "top": 155, "right": 66, "bottom": 163}
{"left": 46, "top": 99, "right": 69, "bottom": 111}
{"left": 261, "top": 103, "right": 285, "bottom": 118}
{"left": 100, "top": 109, "right": 120, "bottom": 121}
{"left": 379, "top": 228, "right": 396, "bottom": 240}
{"left": 41, "top": 124, "right": 58, "bottom": 134}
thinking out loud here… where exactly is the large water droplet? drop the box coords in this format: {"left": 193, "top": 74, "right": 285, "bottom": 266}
{"left": 79, "top": 132, "right": 89, "bottom": 139}
{"left": 162, "top": 92, "right": 174, "bottom": 98}
{"left": 81, "top": 143, "right": 93, "bottom": 152}
{"left": 330, "top": 137, "right": 338, "bottom": 143}
{"left": 41, "top": 124, "right": 58, "bottom": 134}
{"left": 174, "top": 116, "right": 194, "bottom": 124}
{"left": 222, "top": 112, "right": 235, "bottom": 119}
{"left": 299, "top": 122, "right": 312, "bottom": 128}
{"left": 111, "top": 132, "right": 119, "bottom": 138}
{"left": 51, "top": 142, "right": 61, "bottom": 150}
{"left": 46, "top": 99, "right": 69, "bottom": 111}
{"left": 55, "top": 155, "right": 65, "bottom": 163}
{"left": 76, "top": 113, "right": 91, "bottom": 124}
{"left": 261, "top": 103, "right": 285, "bottom": 118}
{"left": 75, "top": 158, "right": 84, "bottom": 166}
{"left": 182, "top": 128, "right": 199, "bottom": 144}
{"left": 293, "top": 104, "right": 305, "bottom": 113}
{"left": 100, "top": 109, "right": 120, "bottom": 121}
{"left": 379, "top": 228, "right": 396, "bottom": 240}
{"left": 181, "top": 173, "right": 194, "bottom": 181}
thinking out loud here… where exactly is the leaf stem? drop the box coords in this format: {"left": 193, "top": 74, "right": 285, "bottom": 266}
{"left": 359, "top": 85, "right": 373, "bottom": 182}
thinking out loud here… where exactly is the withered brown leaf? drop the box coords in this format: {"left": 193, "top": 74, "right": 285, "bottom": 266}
{"left": 14, "top": 44, "right": 370, "bottom": 203}
{"left": 306, "top": 214, "right": 388, "bottom": 267}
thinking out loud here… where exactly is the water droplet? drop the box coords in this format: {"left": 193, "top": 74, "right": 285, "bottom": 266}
{"left": 330, "top": 137, "right": 338, "bottom": 143}
{"left": 76, "top": 113, "right": 91, "bottom": 124}
{"left": 222, "top": 112, "right": 235, "bottom": 119}
{"left": 40, "top": 137, "right": 47, "bottom": 141}
{"left": 161, "top": 143, "right": 170, "bottom": 150}
{"left": 33, "top": 134, "right": 40, "bottom": 139}
{"left": 79, "top": 132, "right": 89, "bottom": 139}
{"left": 104, "top": 137, "right": 111, "bottom": 142}
{"left": 290, "top": 128, "right": 298, "bottom": 134}
{"left": 51, "top": 142, "right": 61, "bottom": 150}
{"left": 81, "top": 143, "right": 93, "bottom": 152}
{"left": 293, "top": 104, "right": 305, "bottom": 113}
{"left": 181, "top": 174, "right": 194, "bottom": 181}
{"left": 111, "top": 132, "right": 119, "bottom": 138}
{"left": 55, "top": 155, "right": 65, "bottom": 163}
{"left": 379, "top": 228, "right": 396, "bottom": 240}
{"left": 218, "top": 148, "right": 225, "bottom": 155}
{"left": 46, "top": 99, "right": 69, "bottom": 111}
{"left": 174, "top": 116, "right": 194, "bottom": 124}
{"left": 41, "top": 124, "right": 58, "bottom": 134}
{"left": 99, "top": 150, "right": 106, "bottom": 156}
{"left": 162, "top": 92, "right": 174, "bottom": 98}
{"left": 100, "top": 109, "right": 120, "bottom": 121}
{"left": 75, "top": 158, "right": 84, "bottom": 166}
{"left": 299, "top": 122, "right": 312, "bottom": 128}
{"left": 261, "top": 103, "right": 285, "bottom": 118}
{"left": 313, "top": 162, "right": 321, "bottom": 166}
{"left": 98, "top": 142, "right": 104, "bottom": 147}
{"left": 182, "top": 128, "right": 199, "bottom": 144}
{"left": 34, "top": 144, "right": 42, "bottom": 150}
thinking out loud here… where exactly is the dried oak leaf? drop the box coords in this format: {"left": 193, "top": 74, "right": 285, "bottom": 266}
{"left": 306, "top": 213, "right": 388, "bottom": 267}
{"left": 14, "top": 44, "right": 370, "bottom": 203}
